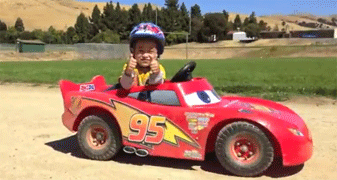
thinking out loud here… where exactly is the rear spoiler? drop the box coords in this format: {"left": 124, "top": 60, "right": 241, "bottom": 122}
{"left": 59, "top": 75, "right": 109, "bottom": 100}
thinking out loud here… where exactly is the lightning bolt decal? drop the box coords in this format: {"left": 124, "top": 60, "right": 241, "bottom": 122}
{"left": 77, "top": 98, "right": 200, "bottom": 149}
{"left": 164, "top": 121, "right": 200, "bottom": 148}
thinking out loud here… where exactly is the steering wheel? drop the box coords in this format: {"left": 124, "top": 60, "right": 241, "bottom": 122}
{"left": 171, "top": 61, "right": 196, "bottom": 82}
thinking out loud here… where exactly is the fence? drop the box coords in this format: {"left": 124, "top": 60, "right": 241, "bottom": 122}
{"left": 0, "top": 43, "right": 130, "bottom": 60}
{"left": 75, "top": 43, "right": 129, "bottom": 60}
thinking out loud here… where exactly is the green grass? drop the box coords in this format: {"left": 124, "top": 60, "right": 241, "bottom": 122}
{"left": 0, "top": 57, "right": 336, "bottom": 101}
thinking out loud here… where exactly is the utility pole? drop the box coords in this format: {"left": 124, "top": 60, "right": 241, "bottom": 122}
{"left": 189, "top": 11, "right": 192, "bottom": 34}
{"left": 155, "top": 8, "right": 158, "bottom": 25}
{"left": 187, "top": 11, "right": 191, "bottom": 59}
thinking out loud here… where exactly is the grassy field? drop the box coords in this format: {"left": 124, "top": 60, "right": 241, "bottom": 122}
{"left": 0, "top": 57, "right": 336, "bottom": 101}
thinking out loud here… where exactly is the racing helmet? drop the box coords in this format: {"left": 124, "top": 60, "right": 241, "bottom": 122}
{"left": 130, "top": 22, "right": 165, "bottom": 56}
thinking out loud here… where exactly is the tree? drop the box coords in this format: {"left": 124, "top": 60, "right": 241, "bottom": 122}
{"left": 259, "top": 20, "right": 268, "bottom": 31}
{"left": 203, "top": 13, "right": 228, "bottom": 41}
{"left": 331, "top": 17, "right": 337, "bottom": 26}
{"left": 266, "top": 26, "right": 272, "bottom": 31}
{"left": 90, "top": 29, "right": 120, "bottom": 43}
{"left": 191, "top": 4, "right": 201, "bottom": 19}
{"left": 142, "top": 3, "right": 154, "bottom": 22}
{"left": 75, "top": 13, "right": 90, "bottom": 43}
{"left": 222, "top": 10, "right": 229, "bottom": 21}
{"left": 248, "top": 12, "right": 257, "bottom": 24}
{"left": 15, "top": 17, "right": 24, "bottom": 32}
{"left": 0, "top": 20, "right": 7, "bottom": 31}
{"left": 163, "top": 0, "right": 181, "bottom": 32}
{"left": 32, "top": 29, "right": 44, "bottom": 40}
{"left": 6, "top": 26, "right": 19, "bottom": 43}
{"left": 197, "top": 26, "right": 211, "bottom": 42}
{"left": 129, "top": 3, "right": 142, "bottom": 29}
{"left": 166, "top": 31, "right": 188, "bottom": 45}
{"left": 42, "top": 26, "right": 62, "bottom": 44}
{"left": 227, "top": 21, "right": 234, "bottom": 32}
{"left": 179, "top": 2, "right": 189, "bottom": 32}
{"left": 233, "top": 14, "right": 242, "bottom": 31}
{"left": 90, "top": 5, "right": 101, "bottom": 25}
{"left": 242, "top": 12, "right": 260, "bottom": 38}
{"left": 111, "top": 2, "right": 129, "bottom": 39}
{"left": 19, "top": 31, "right": 35, "bottom": 40}
{"left": 0, "top": 31, "right": 6, "bottom": 43}
{"left": 282, "top": 21, "right": 286, "bottom": 26}
{"left": 243, "top": 17, "right": 249, "bottom": 27}
{"left": 190, "top": 17, "right": 203, "bottom": 42}
{"left": 119, "top": 7, "right": 130, "bottom": 39}
{"left": 245, "top": 23, "right": 260, "bottom": 38}
{"left": 114, "top": 2, "right": 122, "bottom": 31}
{"left": 66, "top": 27, "right": 77, "bottom": 44}
{"left": 89, "top": 5, "right": 102, "bottom": 37}
{"left": 102, "top": 2, "right": 115, "bottom": 31}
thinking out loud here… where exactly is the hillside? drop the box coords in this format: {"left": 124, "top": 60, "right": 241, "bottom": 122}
{"left": 0, "top": 0, "right": 334, "bottom": 31}
{"left": 0, "top": 0, "right": 148, "bottom": 31}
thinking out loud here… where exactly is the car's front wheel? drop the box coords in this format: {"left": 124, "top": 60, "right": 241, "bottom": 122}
{"left": 215, "top": 121, "right": 274, "bottom": 176}
{"left": 77, "top": 115, "right": 121, "bottom": 160}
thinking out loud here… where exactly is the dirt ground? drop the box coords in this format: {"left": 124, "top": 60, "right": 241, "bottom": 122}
{"left": 0, "top": 84, "right": 336, "bottom": 180}
{"left": 0, "top": 51, "right": 79, "bottom": 62}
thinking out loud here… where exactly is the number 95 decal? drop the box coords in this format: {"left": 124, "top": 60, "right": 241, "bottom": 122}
{"left": 128, "top": 114, "right": 166, "bottom": 145}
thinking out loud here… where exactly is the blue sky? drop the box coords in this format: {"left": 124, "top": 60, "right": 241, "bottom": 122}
{"left": 78, "top": 0, "right": 337, "bottom": 16}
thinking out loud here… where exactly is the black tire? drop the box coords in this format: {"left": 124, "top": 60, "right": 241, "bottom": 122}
{"left": 77, "top": 115, "right": 122, "bottom": 160}
{"left": 215, "top": 121, "right": 274, "bottom": 177}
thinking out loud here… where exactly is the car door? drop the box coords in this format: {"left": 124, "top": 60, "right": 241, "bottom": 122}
{"left": 124, "top": 90, "right": 202, "bottom": 159}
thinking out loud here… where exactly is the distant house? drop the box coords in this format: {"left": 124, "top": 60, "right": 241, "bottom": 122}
{"left": 232, "top": 31, "right": 256, "bottom": 41}
{"left": 260, "top": 31, "right": 287, "bottom": 39}
{"left": 290, "top": 29, "right": 337, "bottom": 38}
{"left": 17, "top": 39, "right": 46, "bottom": 53}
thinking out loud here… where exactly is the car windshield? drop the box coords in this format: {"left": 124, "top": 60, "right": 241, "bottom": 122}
{"left": 184, "top": 89, "right": 221, "bottom": 106}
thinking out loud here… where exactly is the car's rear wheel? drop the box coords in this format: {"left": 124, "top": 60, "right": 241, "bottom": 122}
{"left": 77, "top": 115, "right": 121, "bottom": 160}
{"left": 215, "top": 121, "right": 274, "bottom": 176}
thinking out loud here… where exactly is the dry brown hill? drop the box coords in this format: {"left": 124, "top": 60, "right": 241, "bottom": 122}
{"left": 0, "top": 0, "right": 333, "bottom": 31}
{"left": 0, "top": 0, "right": 150, "bottom": 31}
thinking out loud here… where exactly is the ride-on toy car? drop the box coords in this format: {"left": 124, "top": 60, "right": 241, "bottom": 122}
{"left": 59, "top": 61, "right": 313, "bottom": 177}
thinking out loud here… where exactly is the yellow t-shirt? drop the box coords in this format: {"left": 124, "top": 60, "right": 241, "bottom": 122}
{"left": 122, "top": 63, "right": 166, "bottom": 86}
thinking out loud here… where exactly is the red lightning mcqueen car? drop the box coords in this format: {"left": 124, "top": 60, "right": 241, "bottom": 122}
{"left": 59, "top": 62, "right": 313, "bottom": 177}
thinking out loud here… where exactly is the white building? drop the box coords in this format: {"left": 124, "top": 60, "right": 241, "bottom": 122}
{"left": 233, "top": 31, "right": 256, "bottom": 41}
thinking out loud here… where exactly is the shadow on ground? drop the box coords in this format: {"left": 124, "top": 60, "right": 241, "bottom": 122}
{"left": 46, "top": 135, "right": 304, "bottom": 178}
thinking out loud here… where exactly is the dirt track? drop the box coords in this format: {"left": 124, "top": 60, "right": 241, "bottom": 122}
{"left": 1, "top": 84, "right": 336, "bottom": 180}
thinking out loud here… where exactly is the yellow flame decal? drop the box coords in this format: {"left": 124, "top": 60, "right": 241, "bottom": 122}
{"left": 164, "top": 121, "right": 199, "bottom": 148}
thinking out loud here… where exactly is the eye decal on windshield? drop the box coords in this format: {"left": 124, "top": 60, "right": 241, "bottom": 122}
{"left": 197, "top": 91, "right": 211, "bottom": 103}
{"left": 184, "top": 90, "right": 221, "bottom": 106}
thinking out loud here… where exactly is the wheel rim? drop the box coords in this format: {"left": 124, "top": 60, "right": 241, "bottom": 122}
{"left": 86, "top": 124, "right": 109, "bottom": 150}
{"left": 228, "top": 133, "right": 261, "bottom": 165}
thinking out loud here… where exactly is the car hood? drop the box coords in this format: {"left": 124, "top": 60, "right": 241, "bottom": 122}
{"left": 219, "top": 96, "right": 307, "bottom": 130}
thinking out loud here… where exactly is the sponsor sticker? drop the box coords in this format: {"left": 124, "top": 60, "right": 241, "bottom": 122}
{"left": 184, "top": 150, "right": 202, "bottom": 159}
{"left": 185, "top": 112, "right": 214, "bottom": 134}
{"left": 80, "top": 84, "right": 95, "bottom": 92}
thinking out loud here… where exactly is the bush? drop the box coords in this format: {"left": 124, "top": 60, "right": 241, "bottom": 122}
{"left": 19, "top": 31, "right": 36, "bottom": 40}
{"left": 5, "top": 26, "right": 19, "bottom": 43}
{"left": 90, "top": 30, "right": 120, "bottom": 44}
{"left": 166, "top": 31, "right": 188, "bottom": 45}
{"left": 0, "top": 31, "right": 6, "bottom": 43}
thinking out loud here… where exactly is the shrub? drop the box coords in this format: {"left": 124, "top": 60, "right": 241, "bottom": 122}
{"left": 90, "top": 30, "right": 120, "bottom": 44}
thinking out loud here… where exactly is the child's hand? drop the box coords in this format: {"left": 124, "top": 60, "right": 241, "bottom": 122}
{"left": 150, "top": 60, "right": 160, "bottom": 74}
{"left": 125, "top": 54, "right": 137, "bottom": 76}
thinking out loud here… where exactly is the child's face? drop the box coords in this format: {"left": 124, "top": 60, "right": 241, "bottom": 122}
{"left": 134, "top": 39, "right": 158, "bottom": 67}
